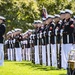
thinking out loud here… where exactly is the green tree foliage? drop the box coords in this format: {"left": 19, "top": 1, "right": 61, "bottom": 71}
{"left": 0, "top": 0, "right": 40, "bottom": 32}
{"left": 0, "top": 0, "right": 74, "bottom": 32}
{"left": 36, "top": 0, "right": 70, "bottom": 15}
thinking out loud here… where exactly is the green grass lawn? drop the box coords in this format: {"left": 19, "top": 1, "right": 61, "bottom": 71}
{"left": 0, "top": 61, "right": 66, "bottom": 75}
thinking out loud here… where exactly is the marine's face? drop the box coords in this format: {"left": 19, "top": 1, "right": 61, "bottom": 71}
{"left": 33, "top": 24, "right": 37, "bottom": 28}
{"left": 54, "top": 18, "right": 60, "bottom": 22}
{"left": 65, "top": 13, "right": 71, "bottom": 20}
{"left": 16, "top": 31, "right": 21, "bottom": 35}
{"left": 48, "top": 18, "right": 53, "bottom": 23}
{"left": 45, "top": 19, "right": 49, "bottom": 24}
{"left": 43, "top": 21, "right": 46, "bottom": 25}
{"left": 26, "top": 34, "right": 28, "bottom": 37}
{"left": 12, "top": 32, "right": 15, "bottom": 37}
{"left": 28, "top": 31, "right": 32, "bottom": 35}
{"left": 37, "top": 23, "right": 42, "bottom": 28}
{"left": 0, "top": 19, "right": 3, "bottom": 24}
{"left": 60, "top": 14, "right": 65, "bottom": 19}
{"left": 41, "top": 24, "right": 44, "bottom": 29}
{"left": 8, "top": 34, "right": 12, "bottom": 38}
{"left": 47, "top": 18, "right": 50, "bottom": 23}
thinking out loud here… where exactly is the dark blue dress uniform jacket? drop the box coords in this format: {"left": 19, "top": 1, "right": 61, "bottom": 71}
{"left": 54, "top": 21, "right": 61, "bottom": 44}
{"left": 48, "top": 22, "right": 55, "bottom": 44}
{"left": 63, "top": 18, "right": 74, "bottom": 44}
{"left": 0, "top": 23, "right": 6, "bottom": 43}
{"left": 15, "top": 35, "right": 22, "bottom": 48}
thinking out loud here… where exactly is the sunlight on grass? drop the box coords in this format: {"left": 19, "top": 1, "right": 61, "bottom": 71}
{"left": 0, "top": 61, "right": 66, "bottom": 75}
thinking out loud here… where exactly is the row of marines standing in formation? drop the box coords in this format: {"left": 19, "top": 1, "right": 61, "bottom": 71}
{"left": 5, "top": 9, "right": 75, "bottom": 69}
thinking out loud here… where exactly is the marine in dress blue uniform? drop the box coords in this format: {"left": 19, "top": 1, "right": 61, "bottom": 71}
{"left": 63, "top": 9, "right": 74, "bottom": 69}
{"left": 73, "top": 16, "right": 75, "bottom": 45}
{"left": 27, "top": 29, "right": 32, "bottom": 61}
{"left": 6, "top": 31, "right": 12, "bottom": 60}
{"left": 33, "top": 20, "right": 40, "bottom": 64}
{"left": 14, "top": 28, "right": 22, "bottom": 61}
{"left": 11, "top": 30, "right": 15, "bottom": 61}
{"left": 54, "top": 14, "right": 61, "bottom": 68}
{"left": 0, "top": 16, "right": 6, "bottom": 66}
{"left": 23, "top": 32, "right": 28, "bottom": 61}
{"left": 41, "top": 18, "right": 46, "bottom": 65}
{"left": 59, "top": 10, "right": 67, "bottom": 69}
{"left": 45, "top": 15, "right": 54, "bottom": 66}
{"left": 6, "top": 31, "right": 13, "bottom": 61}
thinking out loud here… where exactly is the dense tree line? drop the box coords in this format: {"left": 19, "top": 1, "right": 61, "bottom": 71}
{"left": 0, "top": 0, "right": 75, "bottom": 32}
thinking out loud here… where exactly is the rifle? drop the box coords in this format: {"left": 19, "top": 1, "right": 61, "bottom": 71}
{"left": 55, "top": 29, "right": 59, "bottom": 68}
{"left": 48, "top": 31, "right": 52, "bottom": 66}
{"left": 30, "top": 33, "right": 35, "bottom": 64}
{"left": 37, "top": 32, "right": 40, "bottom": 64}
{"left": 59, "top": 29, "right": 63, "bottom": 69}
{"left": 39, "top": 31, "right": 42, "bottom": 65}
{"left": 43, "top": 30, "right": 48, "bottom": 66}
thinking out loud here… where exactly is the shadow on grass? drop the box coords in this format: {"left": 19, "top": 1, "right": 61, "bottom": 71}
{"left": 14, "top": 61, "right": 59, "bottom": 71}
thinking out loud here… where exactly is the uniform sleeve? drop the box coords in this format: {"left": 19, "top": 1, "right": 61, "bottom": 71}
{"left": 69, "top": 20, "right": 74, "bottom": 28}
{"left": 49, "top": 24, "right": 54, "bottom": 31}
{"left": 0, "top": 24, "right": 6, "bottom": 36}
{"left": 69, "top": 20, "right": 74, "bottom": 33}
{"left": 69, "top": 20, "right": 73, "bottom": 25}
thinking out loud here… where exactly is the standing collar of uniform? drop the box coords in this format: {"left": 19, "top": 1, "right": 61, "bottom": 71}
{"left": 55, "top": 21, "right": 60, "bottom": 24}
{"left": 66, "top": 18, "right": 70, "bottom": 22}
{"left": 48, "top": 21, "right": 52, "bottom": 26}
{"left": 62, "top": 19, "right": 65, "bottom": 21}
{"left": 44, "top": 25, "right": 46, "bottom": 28}
{"left": 49, "top": 21, "right": 53, "bottom": 24}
